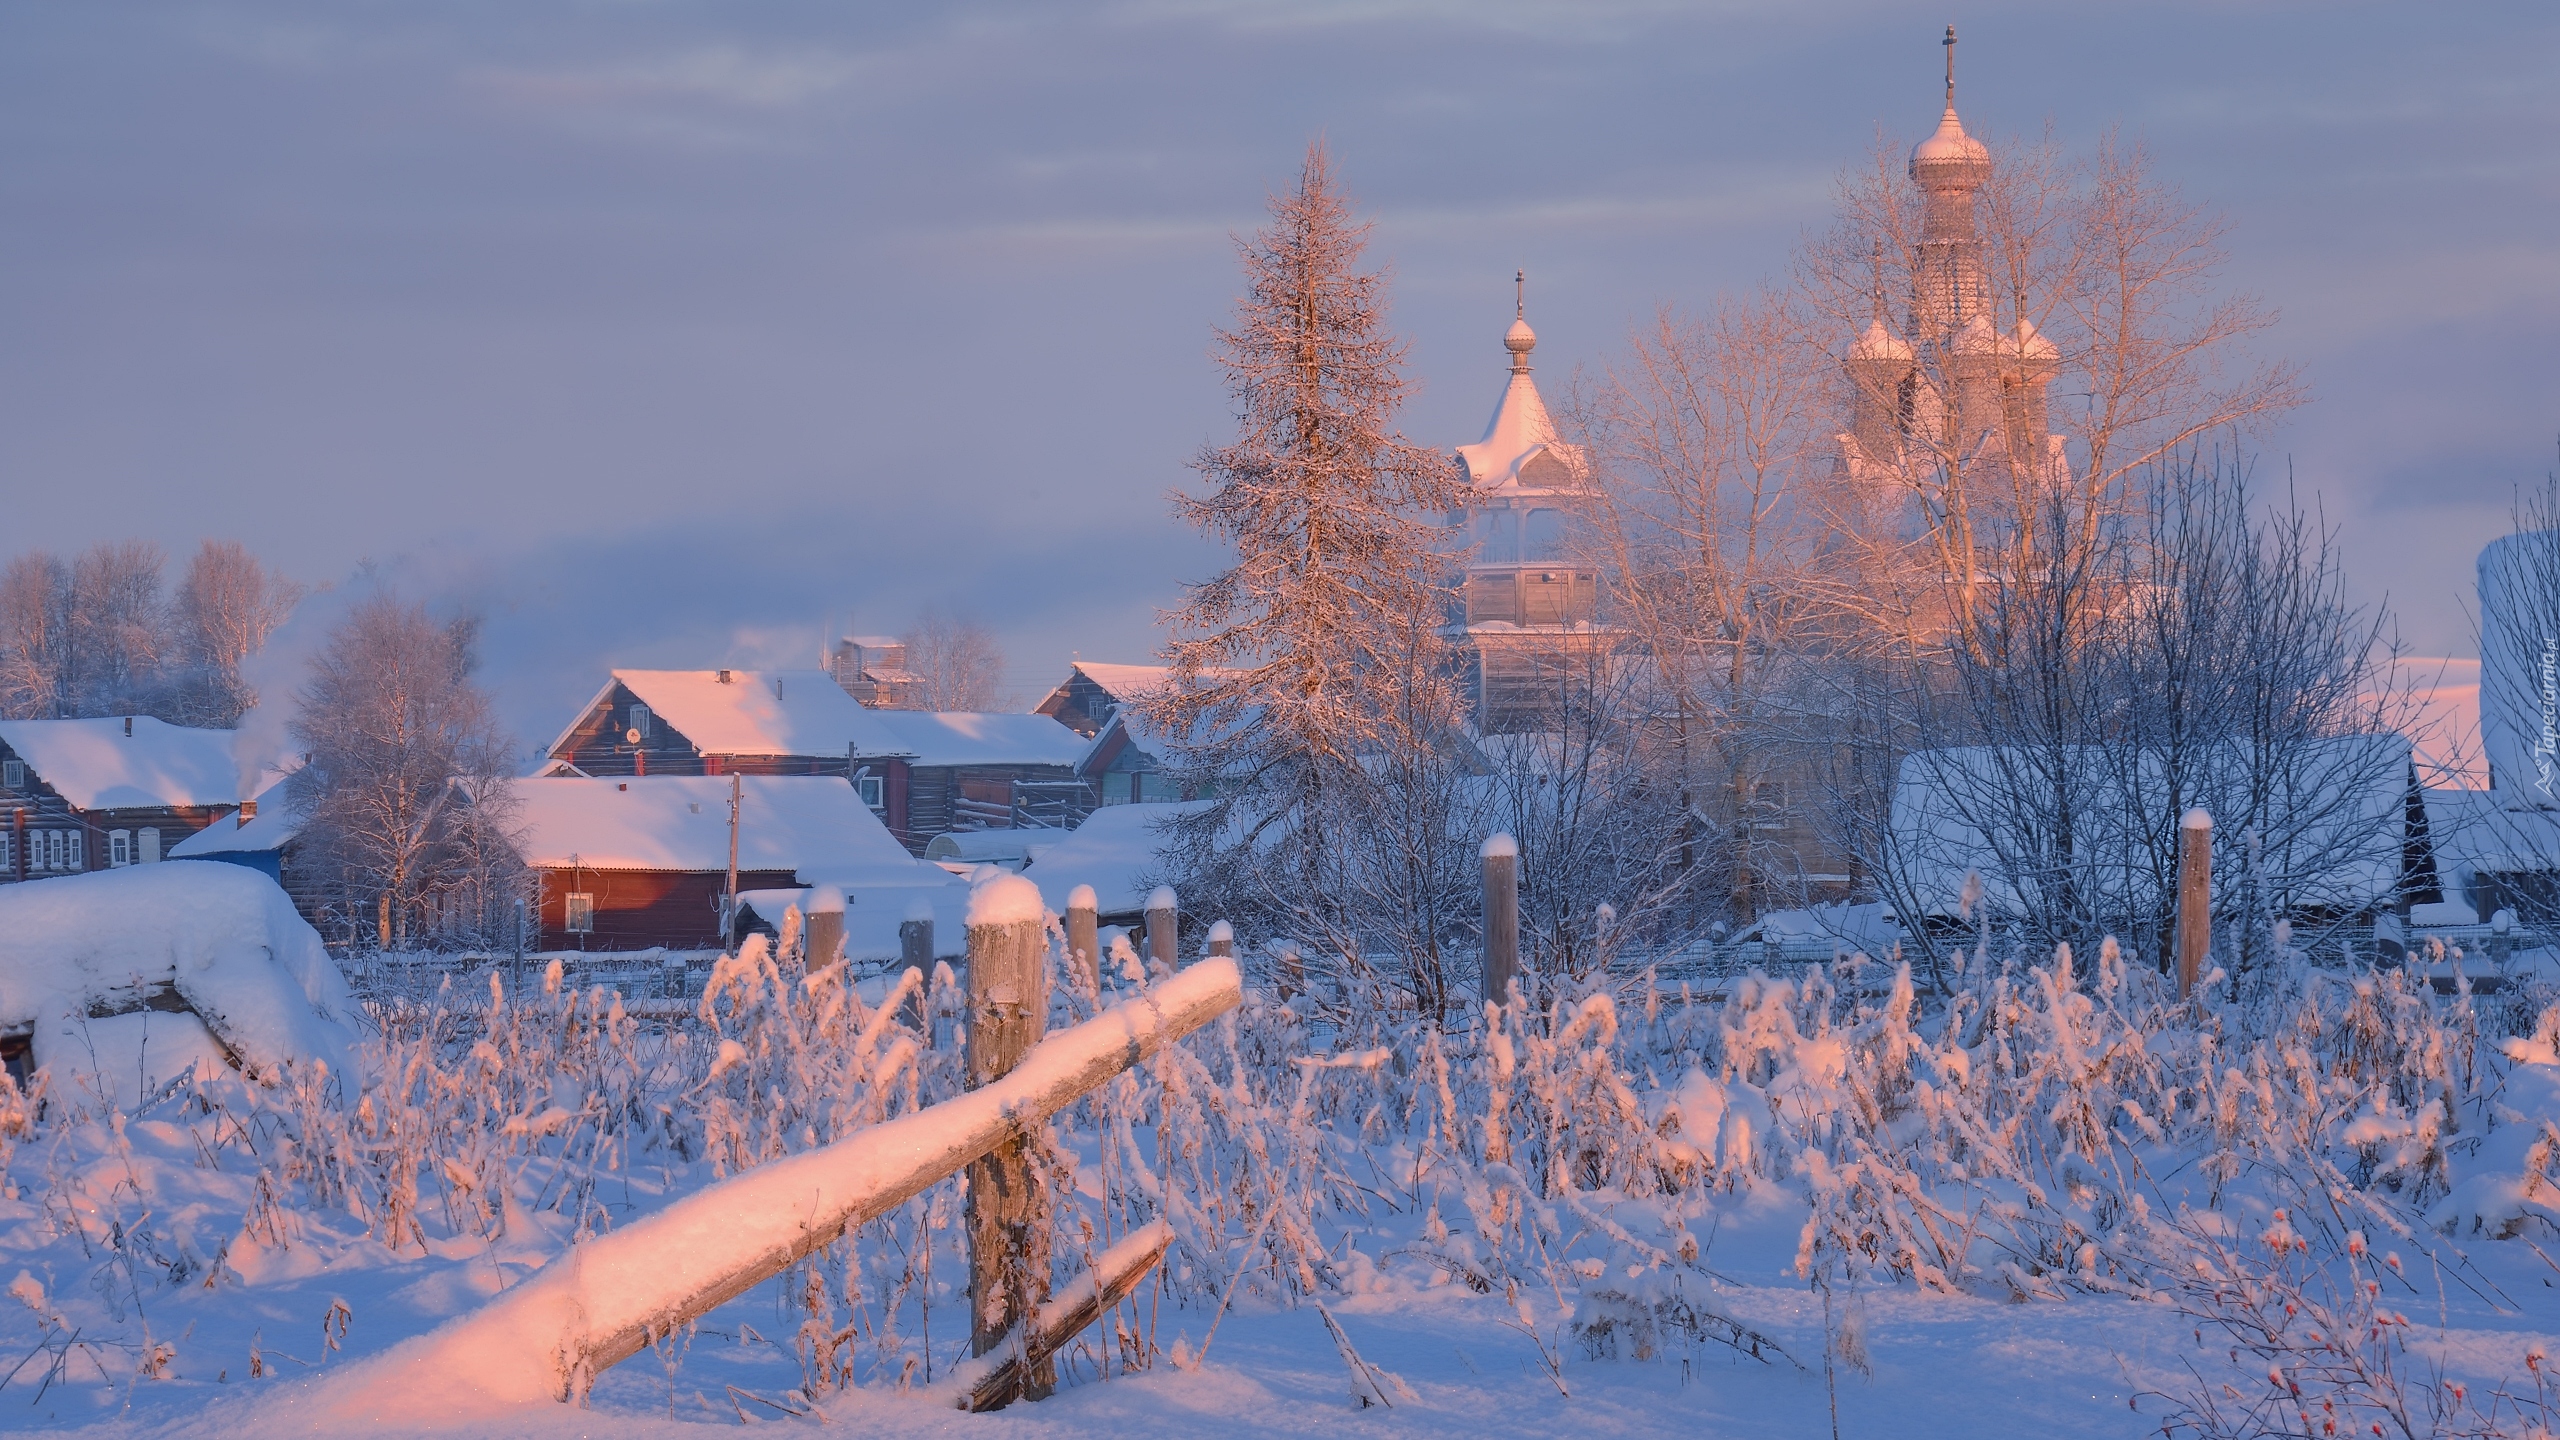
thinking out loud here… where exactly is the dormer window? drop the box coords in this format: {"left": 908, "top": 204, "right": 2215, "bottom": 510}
{"left": 629, "top": 704, "right": 652, "bottom": 740}
{"left": 1, "top": 760, "right": 19, "bottom": 790}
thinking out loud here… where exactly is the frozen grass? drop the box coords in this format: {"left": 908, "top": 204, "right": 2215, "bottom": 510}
{"left": 0, "top": 909, "right": 2552, "bottom": 1437}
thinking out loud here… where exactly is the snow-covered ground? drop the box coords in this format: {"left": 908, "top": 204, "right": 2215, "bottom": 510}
{"left": 0, "top": 910, "right": 2551, "bottom": 1438}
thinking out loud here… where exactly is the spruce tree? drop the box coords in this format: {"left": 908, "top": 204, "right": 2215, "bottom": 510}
{"left": 1154, "top": 141, "right": 1466, "bottom": 1011}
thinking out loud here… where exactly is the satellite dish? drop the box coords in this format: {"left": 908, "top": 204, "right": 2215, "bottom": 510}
{"left": 625, "top": 728, "right": 643, "bottom": 745}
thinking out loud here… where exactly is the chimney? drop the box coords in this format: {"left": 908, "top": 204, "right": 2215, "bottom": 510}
{"left": 717, "top": 669, "right": 733, "bottom": 684}
{"left": 123, "top": 716, "right": 133, "bottom": 737}
{"left": 236, "top": 798, "right": 257, "bottom": 829}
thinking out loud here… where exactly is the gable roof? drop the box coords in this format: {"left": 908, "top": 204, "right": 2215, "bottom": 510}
{"left": 510, "top": 775, "right": 929, "bottom": 878}
{"left": 0, "top": 717, "right": 271, "bottom": 811}
{"left": 547, "top": 669, "right": 875, "bottom": 761}
{"left": 846, "top": 709, "right": 1087, "bottom": 768}
{"left": 168, "top": 781, "right": 303, "bottom": 857}
{"left": 1062, "top": 663, "right": 1178, "bottom": 704}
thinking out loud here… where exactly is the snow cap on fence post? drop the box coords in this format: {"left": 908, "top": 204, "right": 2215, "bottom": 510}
{"left": 1065, "top": 883, "right": 1101, "bottom": 993}
{"left": 1206, "top": 918, "right": 1235, "bottom": 960}
{"left": 1145, "top": 884, "right": 1179, "bottom": 971}
{"left": 2177, "top": 807, "right": 2212, "bottom": 1000}
{"left": 1482, "top": 832, "right": 1520, "bottom": 1008}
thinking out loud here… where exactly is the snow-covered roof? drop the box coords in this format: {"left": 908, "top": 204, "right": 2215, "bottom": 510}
{"left": 0, "top": 717, "right": 271, "bottom": 811}
{"left": 510, "top": 775, "right": 926, "bottom": 878}
{"left": 1888, "top": 735, "right": 2417, "bottom": 919}
{"left": 1065, "top": 662, "right": 1179, "bottom": 703}
{"left": 1454, "top": 314, "right": 1580, "bottom": 495}
{"left": 167, "top": 782, "right": 302, "bottom": 857}
{"left": 1021, "top": 801, "right": 1212, "bottom": 917}
{"left": 846, "top": 709, "right": 1087, "bottom": 768}
{"left": 2422, "top": 788, "right": 2560, "bottom": 876}
{"left": 546, "top": 669, "right": 874, "bottom": 761}
{"left": 0, "top": 863, "right": 357, "bottom": 1084}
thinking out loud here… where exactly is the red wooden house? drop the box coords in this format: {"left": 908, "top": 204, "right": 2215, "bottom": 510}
{"left": 510, "top": 774, "right": 929, "bottom": 951}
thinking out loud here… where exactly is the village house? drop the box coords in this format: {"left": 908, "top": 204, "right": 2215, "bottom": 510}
{"left": 509, "top": 774, "right": 923, "bottom": 951}
{"left": 0, "top": 717, "right": 265, "bottom": 883}
{"left": 166, "top": 780, "right": 299, "bottom": 884}
{"left": 1033, "top": 661, "right": 1177, "bottom": 739}
{"left": 842, "top": 707, "right": 1092, "bottom": 849}
{"left": 543, "top": 668, "right": 1092, "bottom": 855}
{"left": 1033, "top": 663, "right": 1185, "bottom": 805}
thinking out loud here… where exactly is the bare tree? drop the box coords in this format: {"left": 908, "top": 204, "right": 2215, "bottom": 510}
{"left": 1570, "top": 291, "right": 1836, "bottom": 925}
{"left": 898, "top": 606, "right": 1009, "bottom": 712}
{"left": 1150, "top": 139, "right": 1467, "bottom": 1017}
{"left": 288, "top": 593, "right": 517, "bottom": 951}
{"left": 170, "top": 540, "right": 302, "bottom": 726}
{"left": 1871, "top": 456, "right": 2418, "bottom": 987}
{"left": 0, "top": 552, "right": 73, "bottom": 720}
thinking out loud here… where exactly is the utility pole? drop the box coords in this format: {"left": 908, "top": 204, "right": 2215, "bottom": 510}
{"left": 724, "top": 773, "right": 742, "bottom": 952}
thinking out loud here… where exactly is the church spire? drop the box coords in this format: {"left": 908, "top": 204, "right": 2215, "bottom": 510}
{"left": 1944, "top": 22, "right": 1957, "bottom": 109}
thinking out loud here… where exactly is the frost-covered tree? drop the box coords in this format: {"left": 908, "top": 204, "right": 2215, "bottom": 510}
{"left": 1151, "top": 141, "right": 1467, "bottom": 1015}
{"left": 288, "top": 593, "right": 521, "bottom": 950}
{"left": 0, "top": 542, "right": 167, "bottom": 719}
{"left": 0, "top": 537, "right": 297, "bottom": 726}
{"left": 169, "top": 540, "right": 303, "bottom": 726}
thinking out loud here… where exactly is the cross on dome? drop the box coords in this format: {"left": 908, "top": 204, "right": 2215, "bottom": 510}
{"left": 1505, "top": 269, "right": 1537, "bottom": 374}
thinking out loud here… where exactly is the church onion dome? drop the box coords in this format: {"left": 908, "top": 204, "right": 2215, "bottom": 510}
{"left": 1909, "top": 105, "right": 1991, "bottom": 191}
{"left": 1505, "top": 316, "right": 1537, "bottom": 362}
{"left": 1851, "top": 316, "right": 1914, "bottom": 364}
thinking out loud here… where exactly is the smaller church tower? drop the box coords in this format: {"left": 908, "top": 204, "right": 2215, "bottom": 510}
{"left": 1447, "top": 277, "right": 1607, "bottom": 733}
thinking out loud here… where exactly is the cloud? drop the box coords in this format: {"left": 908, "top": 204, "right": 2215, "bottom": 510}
{"left": 468, "top": 45, "right": 879, "bottom": 110}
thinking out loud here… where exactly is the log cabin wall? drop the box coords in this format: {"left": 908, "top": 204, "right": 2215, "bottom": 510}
{"left": 888, "top": 764, "right": 1082, "bottom": 855}
{"left": 533, "top": 865, "right": 798, "bottom": 950}
{"left": 0, "top": 736, "right": 226, "bottom": 883}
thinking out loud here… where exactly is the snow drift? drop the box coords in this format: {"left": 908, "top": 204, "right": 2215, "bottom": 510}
{"left": 0, "top": 862, "right": 358, "bottom": 1090}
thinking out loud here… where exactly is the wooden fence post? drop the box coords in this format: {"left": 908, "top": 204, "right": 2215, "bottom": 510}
{"left": 1065, "top": 884, "right": 1100, "bottom": 994}
{"left": 804, "top": 885, "right": 844, "bottom": 972}
{"left": 1145, "top": 886, "right": 1179, "bottom": 971}
{"left": 1206, "top": 919, "right": 1234, "bottom": 961}
{"left": 901, "top": 897, "right": 935, "bottom": 1039}
{"left": 2177, "top": 808, "right": 2212, "bottom": 999}
{"left": 1482, "top": 833, "right": 1520, "bottom": 1008}
{"left": 965, "top": 876, "right": 1053, "bottom": 1398}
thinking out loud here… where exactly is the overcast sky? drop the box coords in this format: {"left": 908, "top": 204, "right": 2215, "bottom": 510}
{"left": 2, "top": 2, "right": 2553, "bottom": 749}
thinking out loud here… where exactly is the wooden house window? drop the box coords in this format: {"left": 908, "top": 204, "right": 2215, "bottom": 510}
{"left": 139, "top": 828, "right": 160, "bottom": 864}
{"left": 565, "top": 893, "right": 596, "bottom": 934}
{"left": 854, "top": 770, "right": 884, "bottom": 812}
{"left": 629, "top": 704, "right": 652, "bottom": 740}
{"left": 0, "top": 760, "right": 18, "bottom": 790}
{"left": 109, "top": 831, "right": 131, "bottom": 867}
